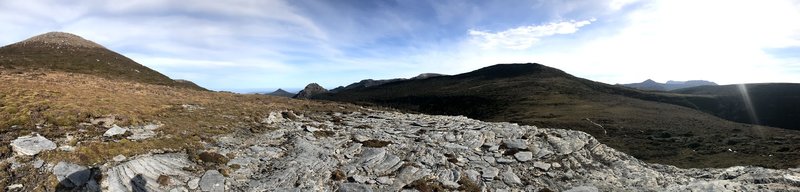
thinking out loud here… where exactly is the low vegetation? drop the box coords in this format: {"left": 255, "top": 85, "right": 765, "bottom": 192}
{"left": 316, "top": 63, "right": 800, "bottom": 168}
{"left": 0, "top": 69, "right": 361, "bottom": 166}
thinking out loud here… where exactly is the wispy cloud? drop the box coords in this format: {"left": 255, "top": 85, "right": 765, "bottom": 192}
{"left": 1, "top": 0, "right": 797, "bottom": 91}
{"left": 468, "top": 19, "right": 594, "bottom": 50}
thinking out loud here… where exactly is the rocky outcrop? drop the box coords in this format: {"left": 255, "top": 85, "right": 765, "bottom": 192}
{"left": 103, "top": 153, "right": 194, "bottom": 191}
{"left": 205, "top": 111, "right": 800, "bottom": 191}
{"left": 7, "top": 109, "right": 799, "bottom": 191}
{"left": 293, "top": 83, "right": 328, "bottom": 99}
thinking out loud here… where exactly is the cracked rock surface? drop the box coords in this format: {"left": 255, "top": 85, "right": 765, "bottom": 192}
{"left": 207, "top": 111, "right": 800, "bottom": 191}
{"left": 9, "top": 110, "right": 800, "bottom": 191}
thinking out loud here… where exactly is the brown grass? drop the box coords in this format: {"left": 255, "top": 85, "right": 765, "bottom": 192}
{"left": 0, "top": 69, "right": 362, "bottom": 167}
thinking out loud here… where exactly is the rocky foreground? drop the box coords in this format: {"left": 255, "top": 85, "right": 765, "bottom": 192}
{"left": 4, "top": 109, "right": 800, "bottom": 191}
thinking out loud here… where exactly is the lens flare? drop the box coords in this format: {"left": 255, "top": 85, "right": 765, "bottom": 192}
{"left": 737, "top": 84, "right": 759, "bottom": 125}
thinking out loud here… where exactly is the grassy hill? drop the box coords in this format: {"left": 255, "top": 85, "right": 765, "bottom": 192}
{"left": 0, "top": 32, "right": 207, "bottom": 91}
{"left": 669, "top": 83, "right": 800, "bottom": 130}
{"left": 314, "top": 63, "right": 800, "bottom": 168}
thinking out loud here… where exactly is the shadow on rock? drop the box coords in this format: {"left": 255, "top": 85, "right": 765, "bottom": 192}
{"left": 131, "top": 174, "right": 148, "bottom": 192}
{"left": 54, "top": 163, "right": 101, "bottom": 192}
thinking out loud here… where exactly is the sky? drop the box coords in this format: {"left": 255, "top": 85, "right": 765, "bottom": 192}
{"left": 1, "top": 0, "right": 799, "bottom": 92}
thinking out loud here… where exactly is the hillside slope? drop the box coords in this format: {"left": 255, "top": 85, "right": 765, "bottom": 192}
{"left": 0, "top": 32, "right": 206, "bottom": 91}
{"left": 671, "top": 83, "right": 800, "bottom": 130}
{"left": 314, "top": 63, "right": 800, "bottom": 168}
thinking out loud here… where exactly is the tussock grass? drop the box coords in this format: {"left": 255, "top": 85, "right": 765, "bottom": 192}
{"left": 0, "top": 69, "right": 360, "bottom": 166}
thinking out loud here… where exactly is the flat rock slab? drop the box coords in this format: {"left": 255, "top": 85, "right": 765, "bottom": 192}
{"left": 103, "top": 125, "right": 127, "bottom": 137}
{"left": 10, "top": 134, "right": 56, "bottom": 156}
{"left": 103, "top": 153, "right": 194, "bottom": 191}
{"left": 200, "top": 170, "right": 225, "bottom": 192}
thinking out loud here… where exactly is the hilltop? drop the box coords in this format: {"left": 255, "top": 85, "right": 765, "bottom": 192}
{"left": 0, "top": 32, "right": 206, "bottom": 91}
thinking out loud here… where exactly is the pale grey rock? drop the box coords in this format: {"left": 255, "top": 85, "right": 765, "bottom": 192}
{"left": 169, "top": 186, "right": 189, "bottom": 192}
{"left": 181, "top": 104, "right": 204, "bottom": 111}
{"left": 535, "top": 148, "right": 554, "bottom": 159}
{"left": 376, "top": 177, "right": 393, "bottom": 185}
{"left": 200, "top": 170, "right": 225, "bottom": 192}
{"left": 6, "top": 184, "right": 23, "bottom": 190}
{"left": 126, "top": 123, "right": 160, "bottom": 140}
{"left": 502, "top": 139, "right": 528, "bottom": 150}
{"left": 465, "top": 169, "right": 481, "bottom": 183}
{"left": 103, "top": 124, "right": 127, "bottom": 137}
{"left": 32, "top": 159, "right": 44, "bottom": 168}
{"left": 353, "top": 135, "right": 370, "bottom": 142}
{"left": 338, "top": 183, "right": 373, "bottom": 192}
{"left": 533, "top": 162, "right": 551, "bottom": 171}
{"left": 53, "top": 161, "right": 91, "bottom": 188}
{"left": 514, "top": 151, "right": 533, "bottom": 162}
{"left": 482, "top": 167, "right": 500, "bottom": 180}
{"left": 103, "top": 153, "right": 193, "bottom": 192}
{"left": 483, "top": 156, "right": 496, "bottom": 164}
{"left": 10, "top": 134, "right": 56, "bottom": 156}
{"left": 565, "top": 186, "right": 599, "bottom": 192}
{"left": 305, "top": 126, "right": 319, "bottom": 132}
{"left": 501, "top": 169, "right": 523, "bottom": 186}
{"left": 188, "top": 178, "right": 200, "bottom": 189}
{"left": 351, "top": 175, "right": 369, "bottom": 183}
{"left": 112, "top": 155, "right": 126, "bottom": 162}
{"left": 261, "top": 112, "right": 284, "bottom": 124}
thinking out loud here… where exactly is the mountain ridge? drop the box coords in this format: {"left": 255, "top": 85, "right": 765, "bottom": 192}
{"left": 620, "top": 79, "right": 717, "bottom": 91}
{"left": 0, "top": 32, "right": 207, "bottom": 91}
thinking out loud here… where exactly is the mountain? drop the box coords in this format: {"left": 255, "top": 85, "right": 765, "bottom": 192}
{"left": 314, "top": 63, "right": 800, "bottom": 168}
{"left": 0, "top": 32, "right": 206, "bottom": 91}
{"left": 293, "top": 83, "right": 328, "bottom": 99}
{"left": 265, "top": 88, "right": 295, "bottom": 97}
{"left": 3, "top": 67, "right": 797, "bottom": 191}
{"left": 670, "top": 83, "right": 800, "bottom": 130}
{"left": 329, "top": 73, "right": 444, "bottom": 93}
{"left": 621, "top": 79, "right": 717, "bottom": 91}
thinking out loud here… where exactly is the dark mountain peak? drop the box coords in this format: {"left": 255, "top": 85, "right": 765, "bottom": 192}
{"left": 622, "top": 79, "right": 717, "bottom": 91}
{"left": 17, "top": 31, "right": 105, "bottom": 49}
{"left": 267, "top": 88, "right": 295, "bottom": 97}
{"left": 460, "top": 63, "right": 569, "bottom": 79}
{"left": 293, "top": 83, "right": 328, "bottom": 99}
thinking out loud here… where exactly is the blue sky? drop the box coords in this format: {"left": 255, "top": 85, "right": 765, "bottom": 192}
{"left": 1, "top": 0, "right": 799, "bottom": 92}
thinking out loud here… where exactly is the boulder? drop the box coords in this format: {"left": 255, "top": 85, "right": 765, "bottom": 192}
{"left": 514, "top": 151, "right": 533, "bottom": 162}
{"left": 103, "top": 125, "right": 127, "bottom": 137}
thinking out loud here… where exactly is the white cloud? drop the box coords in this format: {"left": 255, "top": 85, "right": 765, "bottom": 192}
{"left": 446, "top": 0, "right": 800, "bottom": 85}
{"left": 468, "top": 19, "right": 594, "bottom": 50}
